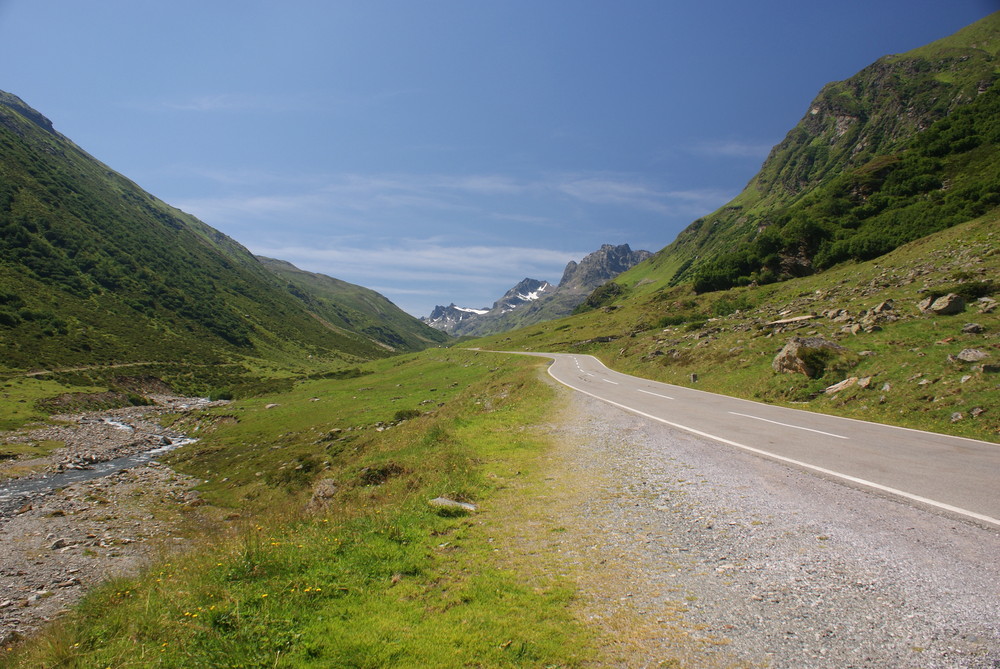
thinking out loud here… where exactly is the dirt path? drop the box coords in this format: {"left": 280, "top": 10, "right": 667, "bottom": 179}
{"left": 503, "top": 379, "right": 1000, "bottom": 668}
{"left": 0, "top": 397, "right": 220, "bottom": 647}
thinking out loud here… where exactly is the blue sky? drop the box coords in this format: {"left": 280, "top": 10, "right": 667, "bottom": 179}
{"left": 1, "top": 1, "right": 996, "bottom": 316}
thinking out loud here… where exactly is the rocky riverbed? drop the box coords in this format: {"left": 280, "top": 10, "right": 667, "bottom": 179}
{"left": 0, "top": 396, "right": 222, "bottom": 647}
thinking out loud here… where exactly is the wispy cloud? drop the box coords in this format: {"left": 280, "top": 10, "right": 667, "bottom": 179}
{"left": 256, "top": 242, "right": 584, "bottom": 286}
{"left": 176, "top": 169, "right": 730, "bottom": 227}
{"left": 253, "top": 240, "right": 588, "bottom": 314}
{"left": 690, "top": 140, "right": 774, "bottom": 159}
{"left": 554, "top": 175, "right": 675, "bottom": 214}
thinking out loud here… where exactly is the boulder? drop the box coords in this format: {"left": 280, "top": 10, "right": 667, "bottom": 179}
{"left": 956, "top": 348, "right": 989, "bottom": 363}
{"left": 305, "top": 478, "right": 339, "bottom": 512}
{"left": 918, "top": 293, "right": 966, "bottom": 315}
{"left": 824, "top": 377, "right": 858, "bottom": 395}
{"left": 428, "top": 497, "right": 477, "bottom": 515}
{"left": 772, "top": 337, "right": 851, "bottom": 378}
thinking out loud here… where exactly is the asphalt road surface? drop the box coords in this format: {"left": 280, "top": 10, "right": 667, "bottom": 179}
{"left": 513, "top": 351, "right": 1000, "bottom": 529}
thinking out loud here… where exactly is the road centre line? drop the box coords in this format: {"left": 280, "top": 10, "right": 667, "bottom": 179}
{"left": 544, "top": 365, "right": 1000, "bottom": 530}
{"left": 637, "top": 389, "right": 674, "bottom": 400}
{"left": 728, "top": 412, "right": 849, "bottom": 440}
{"left": 602, "top": 378, "right": 619, "bottom": 385}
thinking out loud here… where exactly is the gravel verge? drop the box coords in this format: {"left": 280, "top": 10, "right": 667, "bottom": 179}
{"left": 524, "top": 381, "right": 1000, "bottom": 668}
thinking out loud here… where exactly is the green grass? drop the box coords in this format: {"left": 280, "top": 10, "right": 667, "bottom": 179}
{"left": 0, "top": 376, "right": 106, "bottom": 431}
{"left": 1, "top": 350, "right": 598, "bottom": 668}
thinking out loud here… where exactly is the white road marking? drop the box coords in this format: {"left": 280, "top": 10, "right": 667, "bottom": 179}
{"left": 637, "top": 389, "right": 674, "bottom": 400}
{"left": 544, "top": 365, "right": 1000, "bottom": 530}
{"left": 728, "top": 412, "right": 849, "bottom": 440}
{"left": 602, "top": 379, "right": 619, "bottom": 385}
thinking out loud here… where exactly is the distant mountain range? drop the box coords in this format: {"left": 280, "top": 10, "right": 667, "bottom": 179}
{"left": 424, "top": 244, "right": 651, "bottom": 336}
{"left": 0, "top": 90, "right": 447, "bottom": 390}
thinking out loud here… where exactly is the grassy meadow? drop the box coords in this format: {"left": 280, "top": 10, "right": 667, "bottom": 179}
{"left": 1, "top": 350, "right": 604, "bottom": 668}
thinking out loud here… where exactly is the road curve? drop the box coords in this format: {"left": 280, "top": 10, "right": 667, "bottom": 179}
{"left": 504, "top": 351, "right": 1000, "bottom": 529}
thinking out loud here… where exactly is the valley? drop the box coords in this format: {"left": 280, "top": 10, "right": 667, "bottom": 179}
{"left": 1, "top": 9, "right": 999, "bottom": 668}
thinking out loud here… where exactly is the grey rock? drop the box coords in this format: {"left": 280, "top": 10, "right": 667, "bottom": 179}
{"left": 306, "top": 478, "right": 339, "bottom": 512}
{"left": 428, "top": 497, "right": 477, "bottom": 513}
{"left": 956, "top": 348, "right": 989, "bottom": 363}
{"left": 961, "top": 323, "right": 984, "bottom": 334}
{"left": 918, "top": 293, "right": 966, "bottom": 315}
{"left": 824, "top": 377, "right": 858, "bottom": 395}
{"left": 772, "top": 337, "right": 851, "bottom": 378}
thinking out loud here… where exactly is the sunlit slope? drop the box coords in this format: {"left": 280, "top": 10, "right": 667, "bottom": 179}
{"left": 618, "top": 12, "right": 1000, "bottom": 296}
{"left": 256, "top": 256, "right": 452, "bottom": 352}
{"left": 0, "top": 91, "right": 427, "bottom": 374}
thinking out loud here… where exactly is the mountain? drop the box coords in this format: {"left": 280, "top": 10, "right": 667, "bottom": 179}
{"left": 256, "top": 256, "right": 450, "bottom": 352}
{"left": 426, "top": 244, "right": 651, "bottom": 336}
{"left": 423, "top": 277, "right": 556, "bottom": 335}
{"left": 491, "top": 278, "right": 556, "bottom": 315}
{"left": 423, "top": 304, "right": 491, "bottom": 333}
{"left": 0, "top": 90, "right": 445, "bottom": 391}
{"left": 616, "top": 12, "right": 1000, "bottom": 297}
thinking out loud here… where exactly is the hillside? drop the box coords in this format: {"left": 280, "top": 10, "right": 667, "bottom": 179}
{"left": 0, "top": 91, "right": 441, "bottom": 392}
{"left": 622, "top": 12, "right": 1000, "bottom": 295}
{"left": 256, "top": 256, "right": 450, "bottom": 352}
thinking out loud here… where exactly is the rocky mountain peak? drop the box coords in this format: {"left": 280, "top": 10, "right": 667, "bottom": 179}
{"left": 558, "top": 243, "right": 653, "bottom": 291}
{"left": 492, "top": 278, "right": 554, "bottom": 314}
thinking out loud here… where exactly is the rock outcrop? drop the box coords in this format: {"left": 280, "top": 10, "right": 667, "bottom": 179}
{"left": 772, "top": 336, "right": 852, "bottom": 378}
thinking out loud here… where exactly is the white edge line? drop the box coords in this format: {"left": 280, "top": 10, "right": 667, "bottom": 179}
{"left": 637, "top": 389, "right": 674, "bottom": 400}
{"left": 542, "top": 362, "right": 1000, "bottom": 530}
{"left": 729, "top": 411, "right": 848, "bottom": 440}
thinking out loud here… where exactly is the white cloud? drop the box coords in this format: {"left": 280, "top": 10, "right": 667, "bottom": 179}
{"left": 691, "top": 140, "right": 775, "bottom": 159}
{"left": 254, "top": 242, "right": 585, "bottom": 286}
{"left": 554, "top": 175, "right": 673, "bottom": 213}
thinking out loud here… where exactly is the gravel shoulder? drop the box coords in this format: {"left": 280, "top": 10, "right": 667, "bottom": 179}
{"left": 511, "top": 378, "right": 1000, "bottom": 668}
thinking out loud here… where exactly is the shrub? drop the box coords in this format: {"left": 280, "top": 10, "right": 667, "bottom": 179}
{"left": 393, "top": 408, "right": 422, "bottom": 422}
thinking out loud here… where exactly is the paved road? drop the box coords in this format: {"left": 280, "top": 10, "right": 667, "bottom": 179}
{"left": 511, "top": 351, "right": 1000, "bottom": 529}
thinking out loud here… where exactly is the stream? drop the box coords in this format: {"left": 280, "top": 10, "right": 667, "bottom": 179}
{"left": 0, "top": 419, "right": 198, "bottom": 516}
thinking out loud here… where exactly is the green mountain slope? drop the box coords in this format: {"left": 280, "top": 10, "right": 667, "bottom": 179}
{"left": 623, "top": 12, "right": 1000, "bottom": 295}
{"left": 0, "top": 91, "right": 435, "bottom": 385}
{"left": 256, "top": 256, "right": 451, "bottom": 352}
